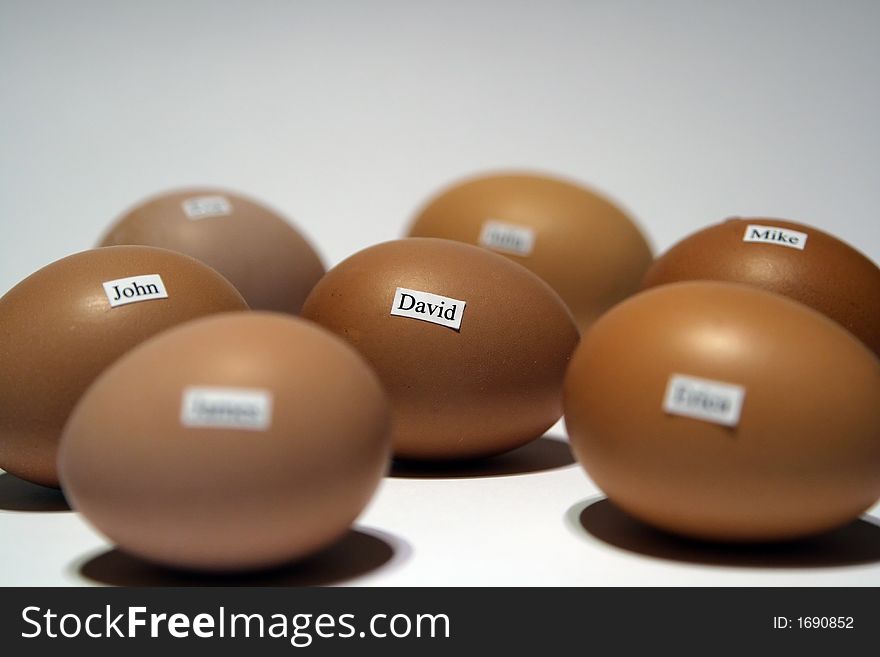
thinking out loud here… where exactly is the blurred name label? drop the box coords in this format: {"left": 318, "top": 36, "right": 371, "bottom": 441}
{"left": 662, "top": 374, "right": 746, "bottom": 427}
{"left": 181, "top": 387, "right": 273, "bottom": 431}
{"left": 479, "top": 220, "right": 535, "bottom": 256}
{"left": 182, "top": 196, "right": 233, "bottom": 220}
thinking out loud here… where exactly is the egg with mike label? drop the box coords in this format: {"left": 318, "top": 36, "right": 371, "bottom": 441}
{"left": 642, "top": 217, "right": 880, "bottom": 356}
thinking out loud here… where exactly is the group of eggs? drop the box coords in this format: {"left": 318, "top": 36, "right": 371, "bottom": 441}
{"left": 1, "top": 173, "right": 879, "bottom": 573}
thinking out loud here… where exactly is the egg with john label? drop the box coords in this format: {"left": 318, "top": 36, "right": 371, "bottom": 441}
{"left": 642, "top": 217, "right": 880, "bottom": 357}
{"left": 0, "top": 246, "right": 248, "bottom": 487}
{"left": 58, "top": 312, "right": 391, "bottom": 571}
{"left": 99, "top": 188, "right": 326, "bottom": 314}
{"left": 407, "top": 172, "right": 653, "bottom": 331}
{"left": 301, "top": 238, "right": 580, "bottom": 460}
{"left": 564, "top": 281, "right": 880, "bottom": 542}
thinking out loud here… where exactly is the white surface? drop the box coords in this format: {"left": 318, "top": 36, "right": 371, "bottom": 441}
{"left": 1, "top": 0, "right": 879, "bottom": 586}
{"left": 3, "top": 432, "right": 880, "bottom": 586}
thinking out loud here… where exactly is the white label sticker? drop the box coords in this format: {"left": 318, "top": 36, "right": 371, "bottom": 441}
{"left": 662, "top": 374, "right": 746, "bottom": 427}
{"left": 180, "top": 387, "right": 273, "bottom": 431}
{"left": 102, "top": 274, "right": 168, "bottom": 308}
{"left": 742, "top": 224, "right": 808, "bottom": 250}
{"left": 478, "top": 219, "right": 536, "bottom": 256}
{"left": 182, "top": 195, "right": 233, "bottom": 219}
{"left": 390, "top": 287, "right": 466, "bottom": 330}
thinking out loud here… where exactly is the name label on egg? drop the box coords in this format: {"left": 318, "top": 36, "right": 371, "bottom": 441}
{"left": 182, "top": 195, "right": 233, "bottom": 219}
{"left": 180, "top": 387, "right": 273, "bottom": 431}
{"left": 662, "top": 374, "right": 746, "bottom": 427}
{"left": 102, "top": 274, "right": 168, "bottom": 308}
{"left": 390, "top": 287, "right": 466, "bottom": 330}
{"left": 742, "top": 224, "right": 808, "bottom": 250}
{"left": 479, "top": 219, "right": 536, "bottom": 256}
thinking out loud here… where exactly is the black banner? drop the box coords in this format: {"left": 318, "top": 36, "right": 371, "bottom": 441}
{"left": 0, "top": 587, "right": 874, "bottom": 655}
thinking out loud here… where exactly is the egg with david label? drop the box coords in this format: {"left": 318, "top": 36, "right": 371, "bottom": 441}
{"left": 302, "top": 238, "right": 580, "bottom": 460}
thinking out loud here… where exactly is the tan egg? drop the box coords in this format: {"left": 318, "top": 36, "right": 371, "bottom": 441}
{"left": 642, "top": 217, "right": 880, "bottom": 357}
{"left": 301, "top": 238, "right": 580, "bottom": 460}
{"left": 564, "top": 281, "right": 880, "bottom": 542}
{"left": 58, "top": 312, "right": 391, "bottom": 572}
{"left": 407, "top": 172, "right": 653, "bottom": 330}
{"left": 99, "top": 188, "right": 325, "bottom": 314}
{"left": 0, "top": 246, "right": 248, "bottom": 487}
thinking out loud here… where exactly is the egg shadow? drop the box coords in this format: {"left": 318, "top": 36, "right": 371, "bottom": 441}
{"left": 569, "top": 496, "right": 880, "bottom": 569}
{"left": 75, "top": 526, "right": 410, "bottom": 587}
{"left": 0, "top": 472, "right": 71, "bottom": 512}
{"left": 390, "top": 434, "right": 576, "bottom": 479}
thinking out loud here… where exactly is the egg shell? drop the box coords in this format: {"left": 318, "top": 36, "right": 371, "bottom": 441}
{"left": 408, "top": 172, "right": 653, "bottom": 330}
{"left": 301, "top": 237, "right": 580, "bottom": 460}
{"left": 58, "top": 312, "right": 391, "bottom": 572}
{"left": 642, "top": 217, "right": 880, "bottom": 357}
{"left": 99, "top": 188, "right": 326, "bottom": 314}
{"left": 564, "top": 281, "right": 880, "bottom": 542}
{"left": 0, "top": 246, "right": 248, "bottom": 487}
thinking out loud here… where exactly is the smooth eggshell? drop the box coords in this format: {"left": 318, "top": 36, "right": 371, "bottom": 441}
{"left": 408, "top": 172, "right": 653, "bottom": 330}
{"left": 99, "top": 188, "right": 326, "bottom": 314}
{"left": 0, "top": 246, "right": 248, "bottom": 487}
{"left": 565, "top": 281, "right": 880, "bottom": 542}
{"left": 59, "top": 312, "right": 391, "bottom": 572}
{"left": 301, "top": 238, "right": 580, "bottom": 460}
{"left": 642, "top": 217, "right": 880, "bottom": 357}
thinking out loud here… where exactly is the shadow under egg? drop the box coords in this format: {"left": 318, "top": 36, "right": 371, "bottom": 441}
{"left": 390, "top": 434, "right": 576, "bottom": 479}
{"left": 0, "top": 472, "right": 71, "bottom": 512}
{"left": 568, "top": 496, "right": 880, "bottom": 569}
{"left": 75, "top": 526, "right": 409, "bottom": 586}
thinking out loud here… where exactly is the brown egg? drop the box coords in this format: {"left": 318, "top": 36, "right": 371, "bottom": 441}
{"left": 0, "top": 246, "right": 248, "bottom": 487}
{"left": 407, "top": 172, "right": 653, "bottom": 330}
{"left": 59, "top": 312, "right": 391, "bottom": 572}
{"left": 301, "top": 238, "right": 580, "bottom": 460}
{"left": 642, "top": 217, "right": 880, "bottom": 357}
{"left": 564, "top": 281, "right": 880, "bottom": 542}
{"left": 99, "top": 188, "right": 326, "bottom": 314}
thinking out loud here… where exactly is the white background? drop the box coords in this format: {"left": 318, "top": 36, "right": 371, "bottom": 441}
{"left": 1, "top": 0, "right": 879, "bottom": 586}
